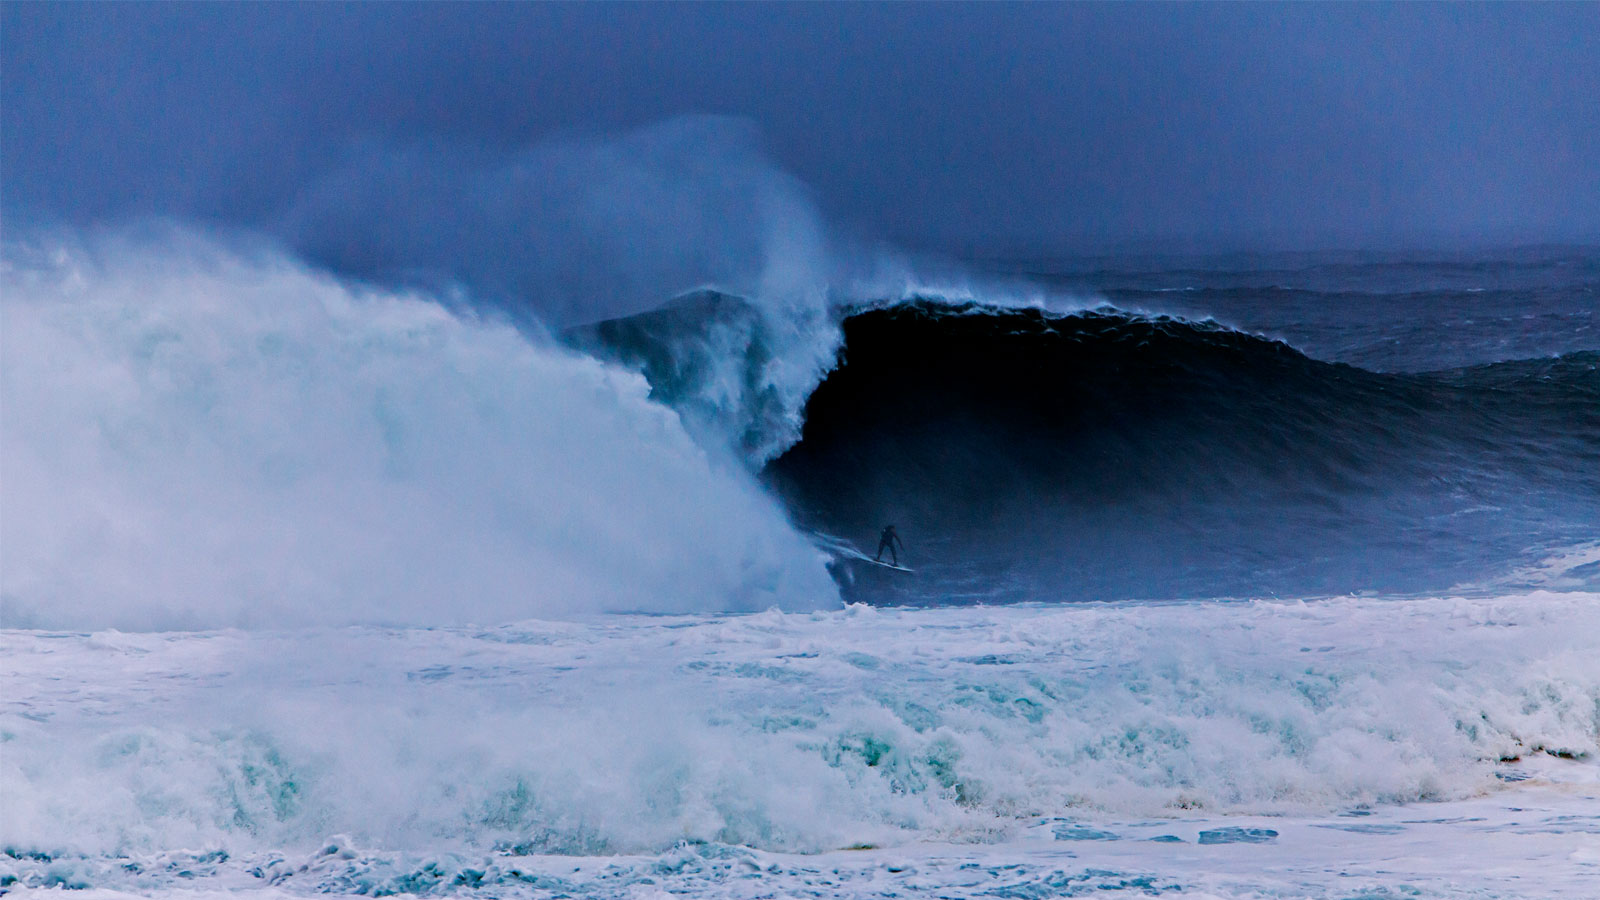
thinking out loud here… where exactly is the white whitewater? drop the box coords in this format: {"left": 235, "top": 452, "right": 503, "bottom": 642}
{"left": 4, "top": 592, "right": 1598, "bottom": 897}
{"left": 0, "top": 232, "right": 837, "bottom": 629}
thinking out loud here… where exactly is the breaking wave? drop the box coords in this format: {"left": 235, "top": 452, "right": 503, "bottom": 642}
{"left": 0, "top": 231, "right": 837, "bottom": 629}
{"left": 582, "top": 296, "right": 1600, "bottom": 603}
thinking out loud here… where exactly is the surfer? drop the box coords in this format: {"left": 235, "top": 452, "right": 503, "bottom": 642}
{"left": 874, "top": 525, "right": 904, "bottom": 566}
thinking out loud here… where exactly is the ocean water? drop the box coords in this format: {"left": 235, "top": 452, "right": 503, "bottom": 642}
{"left": 2, "top": 237, "right": 1597, "bottom": 898}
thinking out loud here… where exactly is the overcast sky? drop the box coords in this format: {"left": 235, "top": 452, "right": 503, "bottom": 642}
{"left": 5, "top": 2, "right": 1598, "bottom": 260}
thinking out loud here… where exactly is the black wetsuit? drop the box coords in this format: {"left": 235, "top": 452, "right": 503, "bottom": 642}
{"left": 875, "top": 527, "right": 903, "bottom": 565}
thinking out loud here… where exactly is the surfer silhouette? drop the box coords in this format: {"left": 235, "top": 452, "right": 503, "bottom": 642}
{"left": 875, "top": 525, "right": 904, "bottom": 566}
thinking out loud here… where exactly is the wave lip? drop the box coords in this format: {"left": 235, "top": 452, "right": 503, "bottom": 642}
{"left": 567, "top": 288, "right": 840, "bottom": 466}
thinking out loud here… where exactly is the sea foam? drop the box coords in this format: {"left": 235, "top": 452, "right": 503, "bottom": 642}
{"left": 4, "top": 592, "right": 1595, "bottom": 861}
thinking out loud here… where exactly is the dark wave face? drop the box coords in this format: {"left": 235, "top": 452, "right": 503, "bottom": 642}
{"left": 765, "top": 302, "right": 1599, "bottom": 602}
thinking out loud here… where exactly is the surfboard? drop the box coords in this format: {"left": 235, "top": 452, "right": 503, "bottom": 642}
{"left": 806, "top": 531, "right": 914, "bottom": 573}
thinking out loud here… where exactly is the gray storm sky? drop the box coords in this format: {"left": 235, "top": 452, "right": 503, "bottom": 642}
{"left": 4, "top": 2, "right": 1598, "bottom": 259}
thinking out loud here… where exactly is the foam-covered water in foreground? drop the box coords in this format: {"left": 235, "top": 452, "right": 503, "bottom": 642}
{"left": 3, "top": 591, "right": 1598, "bottom": 897}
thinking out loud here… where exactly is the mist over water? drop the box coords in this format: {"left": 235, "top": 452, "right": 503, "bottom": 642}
{"left": 281, "top": 117, "right": 841, "bottom": 329}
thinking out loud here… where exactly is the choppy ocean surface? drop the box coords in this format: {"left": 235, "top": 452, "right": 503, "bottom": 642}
{"left": 2, "top": 240, "right": 1597, "bottom": 897}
